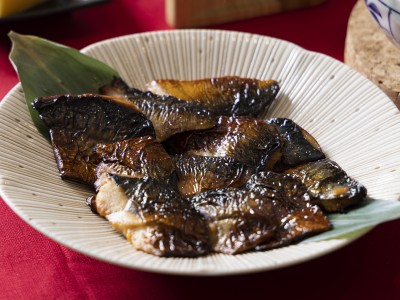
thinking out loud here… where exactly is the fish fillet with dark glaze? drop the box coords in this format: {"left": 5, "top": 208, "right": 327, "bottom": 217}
{"left": 147, "top": 76, "right": 280, "bottom": 117}
{"left": 33, "top": 94, "right": 155, "bottom": 186}
{"left": 101, "top": 76, "right": 280, "bottom": 117}
{"left": 245, "top": 171, "right": 332, "bottom": 250}
{"left": 93, "top": 135, "right": 177, "bottom": 191}
{"left": 101, "top": 78, "right": 217, "bottom": 142}
{"left": 95, "top": 136, "right": 175, "bottom": 180}
{"left": 91, "top": 175, "right": 210, "bottom": 257}
{"left": 266, "top": 118, "right": 326, "bottom": 171}
{"left": 190, "top": 187, "right": 279, "bottom": 254}
{"left": 176, "top": 154, "right": 253, "bottom": 197}
{"left": 286, "top": 159, "right": 367, "bottom": 212}
{"left": 190, "top": 171, "right": 331, "bottom": 254}
{"left": 165, "top": 116, "right": 283, "bottom": 172}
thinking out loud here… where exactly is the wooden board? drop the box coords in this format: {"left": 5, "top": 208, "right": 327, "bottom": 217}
{"left": 344, "top": 0, "right": 400, "bottom": 109}
{"left": 166, "top": 0, "right": 326, "bottom": 28}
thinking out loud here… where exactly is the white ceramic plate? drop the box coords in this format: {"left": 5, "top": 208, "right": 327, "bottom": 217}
{"left": 1, "top": 30, "right": 400, "bottom": 276}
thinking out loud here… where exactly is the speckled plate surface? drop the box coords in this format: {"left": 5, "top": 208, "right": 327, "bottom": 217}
{"left": 1, "top": 30, "right": 400, "bottom": 275}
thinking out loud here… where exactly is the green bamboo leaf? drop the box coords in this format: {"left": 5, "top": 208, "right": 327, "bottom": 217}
{"left": 8, "top": 31, "right": 119, "bottom": 139}
{"left": 302, "top": 199, "right": 400, "bottom": 243}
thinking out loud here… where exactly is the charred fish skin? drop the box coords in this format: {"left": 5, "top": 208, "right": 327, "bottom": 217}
{"left": 98, "top": 174, "right": 210, "bottom": 257}
{"left": 246, "top": 171, "right": 331, "bottom": 250}
{"left": 176, "top": 154, "right": 254, "bottom": 197}
{"left": 266, "top": 118, "right": 326, "bottom": 171}
{"left": 95, "top": 136, "right": 176, "bottom": 180}
{"left": 286, "top": 159, "right": 367, "bottom": 213}
{"left": 102, "top": 76, "right": 280, "bottom": 118}
{"left": 33, "top": 94, "right": 155, "bottom": 185}
{"left": 147, "top": 76, "right": 280, "bottom": 117}
{"left": 191, "top": 187, "right": 278, "bottom": 254}
{"left": 171, "top": 116, "right": 283, "bottom": 172}
{"left": 94, "top": 136, "right": 177, "bottom": 194}
{"left": 101, "top": 77, "right": 217, "bottom": 142}
{"left": 128, "top": 92, "right": 216, "bottom": 142}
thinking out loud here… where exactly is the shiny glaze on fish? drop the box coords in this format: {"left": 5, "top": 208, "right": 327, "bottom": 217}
{"left": 190, "top": 171, "right": 331, "bottom": 254}
{"left": 266, "top": 118, "right": 325, "bottom": 171}
{"left": 147, "top": 76, "right": 280, "bottom": 117}
{"left": 166, "top": 116, "right": 283, "bottom": 172}
{"left": 92, "top": 174, "right": 210, "bottom": 257}
{"left": 96, "top": 136, "right": 175, "bottom": 180}
{"left": 246, "top": 171, "right": 332, "bottom": 250}
{"left": 176, "top": 154, "right": 253, "bottom": 197}
{"left": 33, "top": 94, "right": 155, "bottom": 185}
{"left": 286, "top": 159, "right": 367, "bottom": 212}
{"left": 191, "top": 187, "right": 278, "bottom": 254}
{"left": 101, "top": 78, "right": 216, "bottom": 141}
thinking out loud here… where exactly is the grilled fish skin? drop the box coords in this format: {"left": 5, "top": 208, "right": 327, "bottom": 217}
{"left": 190, "top": 171, "right": 331, "bottom": 254}
{"left": 32, "top": 94, "right": 155, "bottom": 185}
{"left": 93, "top": 174, "right": 210, "bottom": 257}
{"left": 246, "top": 171, "right": 332, "bottom": 250}
{"left": 286, "top": 159, "right": 367, "bottom": 213}
{"left": 147, "top": 76, "right": 280, "bottom": 117}
{"left": 176, "top": 154, "right": 253, "bottom": 197}
{"left": 167, "top": 116, "right": 283, "bottom": 172}
{"left": 101, "top": 76, "right": 280, "bottom": 117}
{"left": 191, "top": 187, "right": 278, "bottom": 254}
{"left": 34, "top": 75, "right": 366, "bottom": 257}
{"left": 266, "top": 118, "right": 325, "bottom": 171}
{"left": 93, "top": 136, "right": 177, "bottom": 193}
{"left": 101, "top": 78, "right": 217, "bottom": 142}
{"left": 95, "top": 136, "right": 175, "bottom": 180}
{"left": 129, "top": 92, "right": 216, "bottom": 142}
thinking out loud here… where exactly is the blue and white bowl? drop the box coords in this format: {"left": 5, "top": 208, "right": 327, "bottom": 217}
{"left": 365, "top": 0, "right": 400, "bottom": 48}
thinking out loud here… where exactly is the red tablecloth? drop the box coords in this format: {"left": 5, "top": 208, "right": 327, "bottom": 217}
{"left": 1, "top": 1, "right": 400, "bottom": 299}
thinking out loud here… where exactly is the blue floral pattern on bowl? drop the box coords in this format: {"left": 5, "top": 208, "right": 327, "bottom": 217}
{"left": 365, "top": 0, "right": 400, "bottom": 47}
